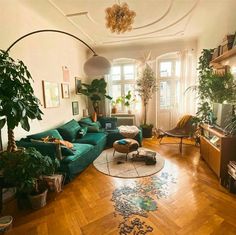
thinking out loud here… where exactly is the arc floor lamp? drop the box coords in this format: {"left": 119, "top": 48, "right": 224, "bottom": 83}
{"left": 5, "top": 29, "right": 111, "bottom": 77}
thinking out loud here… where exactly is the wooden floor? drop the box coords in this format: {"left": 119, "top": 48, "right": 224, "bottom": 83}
{"left": 3, "top": 137, "right": 236, "bottom": 235}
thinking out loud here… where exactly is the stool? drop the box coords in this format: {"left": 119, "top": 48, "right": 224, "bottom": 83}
{"left": 113, "top": 139, "right": 139, "bottom": 161}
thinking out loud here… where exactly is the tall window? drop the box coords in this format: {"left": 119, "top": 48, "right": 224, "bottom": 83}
{"left": 158, "top": 59, "right": 180, "bottom": 109}
{"left": 110, "top": 61, "right": 137, "bottom": 112}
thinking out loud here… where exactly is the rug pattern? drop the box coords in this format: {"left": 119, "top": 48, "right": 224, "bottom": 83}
{"left": 111, "top": 172, "right": 177, "bottom": 234}
{"left": 93, "top": 148, "right": 165, "bottom": 178}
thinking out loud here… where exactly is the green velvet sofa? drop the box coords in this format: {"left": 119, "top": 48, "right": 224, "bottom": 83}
{"left": 16, "top": 117, "right": 142, "bottom": 182}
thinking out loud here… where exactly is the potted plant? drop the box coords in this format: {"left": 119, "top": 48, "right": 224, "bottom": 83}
{"left": 0, "top": 147, "right": 59, "bottom": 209}
{"left": 186, "top": 49, "right": 236, "bottom": 125}
{"left": 123, "top": 90, "right": 136, "bottom": 114}
{"left": 111, "top": 97, "right": 123, "bottom": 114}
{"left": 0, "top": 50, "right": 43, "bottom": 152}
{"left": 136, "top": 64, "right": 157, "bottom": 137}
{"left": 78, "top": 78, "right": 112, "bottom": 116}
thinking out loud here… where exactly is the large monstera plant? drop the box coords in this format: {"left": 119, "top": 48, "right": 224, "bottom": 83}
{"left": 78, "top": 78, "right": 112, "bottom": 114}
{"left": 0, "top": 50, "right": 43, "bottom": 152}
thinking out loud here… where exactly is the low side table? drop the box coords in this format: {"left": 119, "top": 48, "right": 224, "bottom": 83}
{"left": 113, "top": 138, "right": 139, "bottom": 161}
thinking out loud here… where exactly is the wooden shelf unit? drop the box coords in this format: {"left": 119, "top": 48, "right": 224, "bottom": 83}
{"left": 200, "top": 124, "right": 236, "bottom": 185}
{"left": 211, "top": 46, "right": 236, "bottom": 63}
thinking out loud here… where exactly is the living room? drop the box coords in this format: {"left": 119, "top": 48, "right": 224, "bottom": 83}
{"left": 0, "top": 0, "right": 236, "bottom": 234}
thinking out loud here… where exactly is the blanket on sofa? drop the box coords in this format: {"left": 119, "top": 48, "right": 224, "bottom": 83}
{"left": 118, "top": 125, "right": 140, "bottom": 139}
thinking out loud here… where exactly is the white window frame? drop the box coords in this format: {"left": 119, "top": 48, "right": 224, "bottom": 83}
{"left": 110, "top": 62, "right": 137, "bottom": 113}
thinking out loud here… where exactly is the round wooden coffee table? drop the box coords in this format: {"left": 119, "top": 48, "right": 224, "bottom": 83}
{"left": 113, "top": 138, "right": 139, "bottom": 161}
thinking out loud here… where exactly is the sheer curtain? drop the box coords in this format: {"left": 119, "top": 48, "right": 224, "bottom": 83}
{"left": 156, "top": 50, "right": 196, "bottom": 130}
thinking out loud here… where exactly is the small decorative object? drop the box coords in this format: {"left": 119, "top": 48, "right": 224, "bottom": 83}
{"left": 42, "top": 81, "right": 60, "bottom": 108}
{"left": 75, "top": 77, "right": 82, "bottom": 95}
{"left": 0, "top": 216, "right": 13, "bottom": 233}
{"left": 72, "top": 101, "right": 79, "bottom": 115}
{"left": 62, "top": 66, "right": 70, "bottom": 82}
{"left": 105, "top": 2, "right": 136, "bottom": 34}
{"left": 61, "top": 83, "right": 70, "bottom": 99}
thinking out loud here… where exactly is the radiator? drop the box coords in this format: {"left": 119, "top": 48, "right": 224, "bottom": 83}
{"left": 112, "top": 115, "right": 135, "bottom": 126}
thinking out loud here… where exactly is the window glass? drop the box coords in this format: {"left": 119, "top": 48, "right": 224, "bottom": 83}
{"left": 124, "top": 65, "right": 134, "bottom": 80}
{"left": 160, "top": 81, "right": 171, "bottom": 109}
{"left": 160, "top": 62, "right": 172, "bottom": 77}
{"left": 111, "top": 66, "right": 121, "bottom": 80}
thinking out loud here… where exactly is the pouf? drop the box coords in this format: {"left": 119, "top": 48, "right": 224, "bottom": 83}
{"left": 113, "top": 138, "right": 139, "bottom": 161}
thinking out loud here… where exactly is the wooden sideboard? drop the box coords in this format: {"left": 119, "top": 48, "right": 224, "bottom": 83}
{"left": 200, "top": 124, "right": 236, "bottom": 186}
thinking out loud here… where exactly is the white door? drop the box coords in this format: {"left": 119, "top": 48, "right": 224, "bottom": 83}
{"left": 156, "top": 55, "right": 181, "bottom": 130}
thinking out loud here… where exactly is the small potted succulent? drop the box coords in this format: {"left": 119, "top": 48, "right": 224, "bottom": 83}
{"left": 123, "top": 90, "right": 136, "bottom": 114}
{"left": 0, "top": 148, "right": 59, "bottom": 209}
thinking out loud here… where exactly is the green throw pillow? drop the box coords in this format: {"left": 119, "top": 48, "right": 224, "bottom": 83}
{"left": 87, "top": 125, "right": 100, "bottom": 133}
{"left": 77, "top": 126, "right": 88, "bottom": 138}
{"left": 57, "top": 119, "right": 81, "bottom": 142}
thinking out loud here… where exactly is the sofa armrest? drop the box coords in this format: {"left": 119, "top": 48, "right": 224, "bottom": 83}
{"left": 16, "top": 139, "right": 59, "bottom": 159}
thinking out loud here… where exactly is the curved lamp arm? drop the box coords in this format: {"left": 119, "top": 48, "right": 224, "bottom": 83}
{"left": 6, "top": 29, "right": 111, "bottom": 77}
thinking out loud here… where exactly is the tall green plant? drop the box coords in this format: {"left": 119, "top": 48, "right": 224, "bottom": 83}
{"left": 136, "top": 64, "right": 157, "bottom": 125}
{"left": 78, "top": 78, "right": 112, "bottom": 114}
{"left": 0, "top": 50, "right": 43, "bottom": 152}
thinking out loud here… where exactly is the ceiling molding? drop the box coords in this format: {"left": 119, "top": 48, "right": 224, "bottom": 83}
{"left": 109, "top": 0, "right": 199, "bottom": 39}
{"left": 133, "top": 0, "right": 174, "bottom": 30}
{"left": 102, "top": 31, "right": 184, "bottom": 45}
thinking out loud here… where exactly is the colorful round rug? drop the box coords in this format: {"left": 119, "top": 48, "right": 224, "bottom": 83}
{"left": 93, "top": 148, "right": 165, "bottom": 178}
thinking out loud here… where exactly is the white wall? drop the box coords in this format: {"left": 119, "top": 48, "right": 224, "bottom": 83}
{"left": 197, "top": 0, "right": 236, "bottom": 55}
{"left": 0, "top": 0, "right": 89, "bottom": 148}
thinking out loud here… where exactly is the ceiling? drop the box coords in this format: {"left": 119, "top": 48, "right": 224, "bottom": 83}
{"left": 48, "top": 0, "right": 232, "bottom": 48}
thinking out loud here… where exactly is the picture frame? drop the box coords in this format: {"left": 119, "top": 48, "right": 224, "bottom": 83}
{"left": 75, "top": 77, "right": 82, "bottom": 95}
{"left": 42, "top": 81, "right": 60, "bottom": 108}
{"left": 61, "top": 83, "right": 70, "bottom": 99}
{"left": 233, "top": 32, "right": 236, "bottom": 48}
{"left": 72, "top": 101, "right": 79, "bottom": 115}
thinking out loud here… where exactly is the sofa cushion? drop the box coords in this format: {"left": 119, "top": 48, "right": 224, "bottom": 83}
{"left": 28, "top": 129, "right": 63, "bottom": 140}
{"left": 74, "top": 133, "right": 107, "bottom": 145}
{"left": 62, "top": 143, "right": 93, "bottom": 163}
{"left": 77, "top": 126, "right": 88, "bottom": 138}
{"left": 57, "top": 119, "right": 81, "bottom": 142}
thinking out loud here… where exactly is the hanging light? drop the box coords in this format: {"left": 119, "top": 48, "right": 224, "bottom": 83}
{"left": 105, "top": 2, "right": 136, "bottom": 34}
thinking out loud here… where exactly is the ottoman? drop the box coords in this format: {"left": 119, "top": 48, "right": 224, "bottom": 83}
{"left": 113, "top": 138, "right": 139, "bottom": 161}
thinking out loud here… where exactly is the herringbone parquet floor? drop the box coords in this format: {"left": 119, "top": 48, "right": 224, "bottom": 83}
{"left": 3, "top": 137, "right": 236, "bottom": 235}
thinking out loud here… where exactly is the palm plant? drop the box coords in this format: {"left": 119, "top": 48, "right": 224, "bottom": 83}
{"left": 0, "top": 50, "right": 43, "bottom": 152}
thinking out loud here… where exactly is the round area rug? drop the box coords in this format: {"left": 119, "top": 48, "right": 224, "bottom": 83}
{"left": 93, "top": 148, "right": 165, "bottom": 178}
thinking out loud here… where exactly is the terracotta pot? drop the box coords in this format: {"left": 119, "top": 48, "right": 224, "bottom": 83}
{"left": 111, "top": 107, "right": 117, "bottom": 114}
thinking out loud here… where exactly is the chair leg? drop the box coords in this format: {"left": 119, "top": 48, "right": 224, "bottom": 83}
{"left": 179, "top": 137, "right": 183, "bottom": 153}
{"left": 159, "top": 135, "right": 164, "bottom": 144}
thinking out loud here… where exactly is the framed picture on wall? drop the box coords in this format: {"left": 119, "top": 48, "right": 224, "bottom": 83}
{"left": 42, "top": 81, "right": 60, "bottom": 108}
{"left": 72, "top": 101, "right": 79, "bottom": 115}
{"left": 61, "top": 83, "right": 70, "bottom": 99}
{"left": 75, "top": 77, "right": 82, "bottom": 95}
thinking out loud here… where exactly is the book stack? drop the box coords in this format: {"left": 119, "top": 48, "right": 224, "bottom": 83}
{"left": 228, "top": 161, "right": 236, "bottom": 180}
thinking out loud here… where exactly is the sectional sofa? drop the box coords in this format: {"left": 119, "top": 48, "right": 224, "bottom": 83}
{"left": 16, "top": 117, "right": 142, "bottom": 181}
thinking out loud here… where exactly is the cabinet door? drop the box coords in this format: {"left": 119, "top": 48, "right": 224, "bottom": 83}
{"left": 208, "top": 146, "right": 221, "bottom": 177}
{"left": 200, "top": 137, "right": 209, "bottom": 162}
